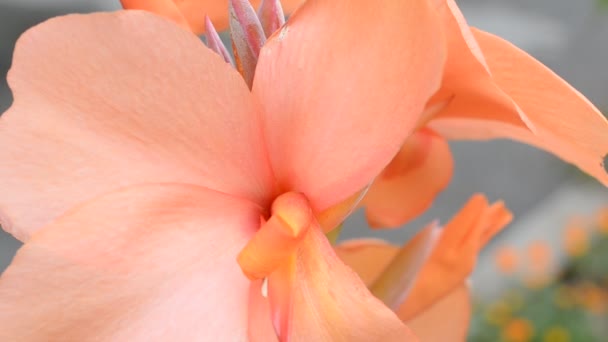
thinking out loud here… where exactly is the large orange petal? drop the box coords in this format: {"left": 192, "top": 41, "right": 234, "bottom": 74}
{"left": 0, "top": 12, "right": 274, "bottom": 241}
{"left": 0, "top": 184, "right": 260, "bottom": 340}
{"left": 405, "top": 284, "right": 471, "bottom": 342}
{"left": 176, "top": 0, "right": 304, "bottom": 34}
{"left": 476, "top": 29, "right": 607, "bottom": 185}
{"left": 397, "top": 194, "right": 512, "bottom": 320}
{"left": 426, "top": 0, "right": 533, "bottom": 131}
{"left": 263, "top": 224, "right": 415, "bottom": 340}
{"left": 253, "top": 0, "right": 446, "bottom": 213}
{"left": 119, "top": 0, "right": 191, "bottom": 30}
{"left": 362, "top": 129, "right": 454, "bottom": 228}
{"left": 429, "top": 12, "right": 608, "bottom": 186}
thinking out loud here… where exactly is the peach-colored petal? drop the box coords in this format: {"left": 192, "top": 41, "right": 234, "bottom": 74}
{"left": 317, "top": 189, "right": 365, "bottom": 232}
{"left": 0, "top": 12, "right": 275, "bottom": 241}
{"left": 362, "top": 129, "right": 454, "bottom": 228}
{"left": 334, "top": 241, "right": 472, "bottom": 338}
{"left": 425, "top": 0, "right": 532, "bottom": 131}
{"left": 248, "top": 280, "right": 279, "bottom": 341}
{"left": 405, "top": 284, "right": 471, "bottom": 341}
{"left": 265, "top": 224, "right": 415, "bottom": 340}
{"left": 397, "top": 195, "right": 512, "bottom": 320}
{"left": 368, "top": 224, "right": 441, "bottom": 310}
{"left": 253, "top": 0, "right": 446, "bottom": 212}
{"left": 177, "top": 0, "right": 303, "bottom": 34}
{"left": 431, "top": 27, "right": 608, "bottom": 186}
{"left": 0, "top": 184, "right": 260, "bottom": 340}
{"left": 120, "top": 0, "right": 191, "bottom": 30}
{"left": 334, "top": 239, "right": 399, "bottom": 286}
{"left": 335, "top": 225, "right": 440, "bottom": 312}
{"left": 472, "top": 29, "right": 608, "bottom": 185}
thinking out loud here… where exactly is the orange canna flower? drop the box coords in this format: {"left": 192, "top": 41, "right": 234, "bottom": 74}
{"left": 363, "top": 0, "right": 608, "bottom": 228}
{"left": 503, "top": 318, "right": 535, "bottom": 342}
{"left": 336, "top": 194, "right": 513, "bottom": 340}
{"left": 0, "top": 1, "right": 447, "bottom": 340}
{"left": 119, "top": 0, "right": 303, "bottom": 33}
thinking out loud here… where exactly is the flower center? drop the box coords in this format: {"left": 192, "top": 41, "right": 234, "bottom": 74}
{"left": 237, "top": 192, "right": 313, "bottom": 279}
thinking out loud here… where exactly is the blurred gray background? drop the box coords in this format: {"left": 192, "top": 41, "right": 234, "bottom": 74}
{"left": 0, "top": 0, "right": 607, "bottom": 295}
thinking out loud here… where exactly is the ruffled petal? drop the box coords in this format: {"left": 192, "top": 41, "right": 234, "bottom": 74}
{"left": 0, "top": 12, "right": 274, "bottom": 241}
{"left": 362, "top": 129, "right": 454, "bottom": 228}
{"left": 264, "top": 224, "right": 415, "bottom": 340}
{"left": 0, "top": 184, "right": 260, "bottom": 340}
{"left": 470, "top": 29, "right": 607, "bottom": 185}
{"left": 405, "top": 284, "right": 471, "bottom": 341}
{"left": 428, "top": 3, "right": 608, "bottom": 185}
{"left": 253, "top": 0, "right": 446, "bottom": 212}
{"left": 397, "top": 194, "right": 512, "bottom": 320}
{"left": 426, "top": 0, "right": 532, "bottom": 131}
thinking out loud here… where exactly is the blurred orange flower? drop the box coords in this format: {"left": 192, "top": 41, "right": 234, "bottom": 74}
{"left": 495, "top": 246, "right": 521, "bottom": 275}
{"left": 563, "top": 222, "right": 590, "bottom": 257}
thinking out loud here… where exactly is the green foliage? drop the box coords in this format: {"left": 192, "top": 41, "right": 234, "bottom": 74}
{"left": 469, "top": 220, "right": 608, "bottom": 341}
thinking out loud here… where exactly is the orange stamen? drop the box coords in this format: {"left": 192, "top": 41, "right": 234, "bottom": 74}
{"left": 237, "top": 192, "right": 313, "bottom": 280}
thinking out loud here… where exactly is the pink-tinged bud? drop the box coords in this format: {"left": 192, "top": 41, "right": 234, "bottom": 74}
{"left": 257, "top": 0, "right": 285, "bottom": 37}
{"left": 229, "top": 0, "right": 266, "bottom": 88}
{"left": 204, "top": 16, "right": 234, "bottom": 66}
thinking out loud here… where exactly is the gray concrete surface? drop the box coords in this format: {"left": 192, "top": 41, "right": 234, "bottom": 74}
{"left": 0, "top": 1, "right": 606, "bottom": 278}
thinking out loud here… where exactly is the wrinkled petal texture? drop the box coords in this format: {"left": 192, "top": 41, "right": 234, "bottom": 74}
{"left": 122, "top": 0, "right": 304, "bottom": 33}
{"left": 264, "top": 225, "right": 415, "bottom": 341}
{"left": 427, "top": 0, "right": 533, "bottom": 131}
{"left": 0, "top": 12, "right": 275, "bottom": 241}
{"left": 253, "top": 0, "right": 446, "bottom": 212}
{"left": 335, "top": 239, "right": 472, "bottom": 340}
{"left": 0, "top": 184, "right": 260, "bottom": 340}
{"left": 398, "top": 194, "right": 512, "bottom": 320}
{"left": 363, "top": 129, "right": 453, "bottom": 228}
